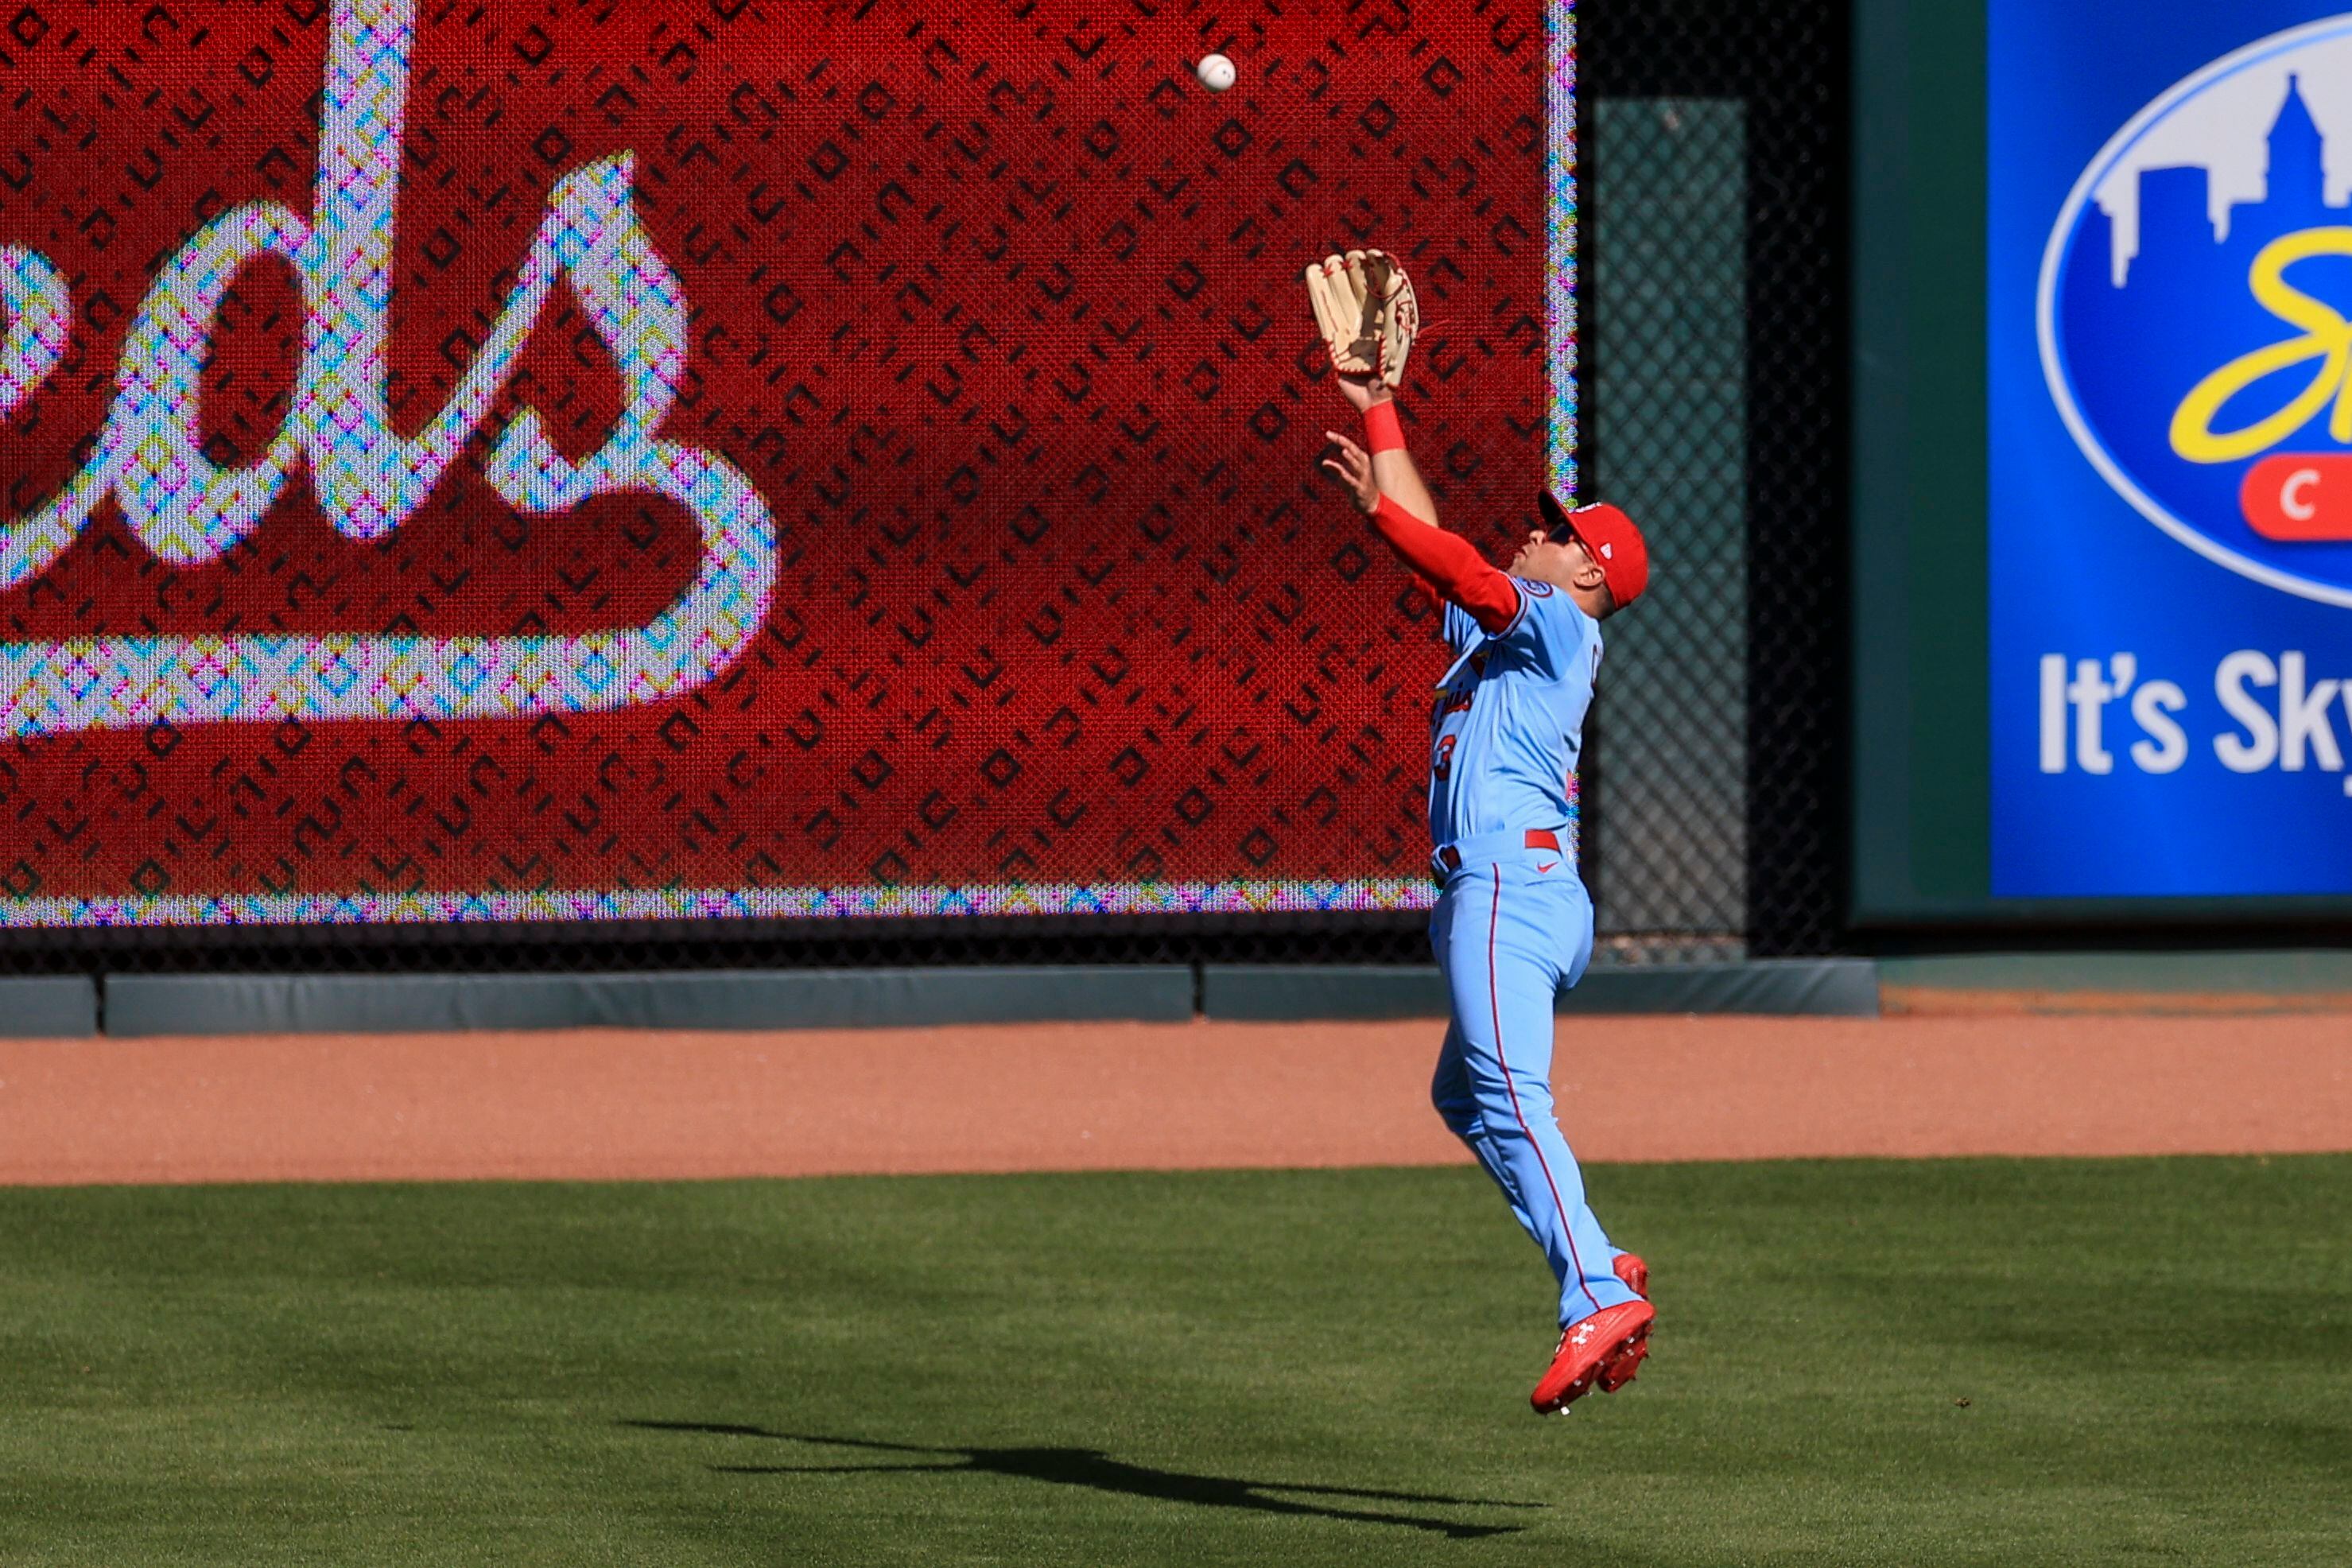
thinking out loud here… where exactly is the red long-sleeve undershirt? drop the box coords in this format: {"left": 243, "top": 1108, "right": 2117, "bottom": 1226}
{"left": 1368, "top": 493, "right": 1520, "bottom": 634}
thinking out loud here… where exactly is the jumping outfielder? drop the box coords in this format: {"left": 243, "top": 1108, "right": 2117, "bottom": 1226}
{"left": 1307, "top": 250, "right": 1655, "bottom": 1415}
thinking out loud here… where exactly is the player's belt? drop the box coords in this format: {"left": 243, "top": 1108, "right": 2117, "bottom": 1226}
{"left": 1433, "top": 827, "right": 1562, "bottom": 876}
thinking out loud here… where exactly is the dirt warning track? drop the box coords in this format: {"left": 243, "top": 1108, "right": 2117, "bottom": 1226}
{"left": 2, "top": 1013, "right": 2346, "bottom": 1187}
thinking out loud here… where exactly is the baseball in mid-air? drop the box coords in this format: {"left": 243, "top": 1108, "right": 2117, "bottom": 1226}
{"left": 1197, "top": 53, "right": 1236, "bottom": 92}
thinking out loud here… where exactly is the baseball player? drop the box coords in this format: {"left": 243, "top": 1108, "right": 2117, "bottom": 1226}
{"left": 1306, "top": 250, "right": 1655, "bottom": 1415}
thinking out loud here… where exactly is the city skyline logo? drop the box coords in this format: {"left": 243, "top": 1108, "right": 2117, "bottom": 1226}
{"left": 0, "top": 0, "right": 778, "bottom": 735}
{"left": 2040, "top": 14, "right": 2352, "bottom": 608}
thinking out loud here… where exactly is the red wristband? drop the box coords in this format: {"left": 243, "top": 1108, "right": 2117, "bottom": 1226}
{"left": 1362, "top": 399, "right": 1405, "bottom": 454}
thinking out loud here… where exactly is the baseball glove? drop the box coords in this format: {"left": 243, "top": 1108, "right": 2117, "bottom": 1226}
{"left": 1303, "top": 248, "right": 1419, "bottom": 389}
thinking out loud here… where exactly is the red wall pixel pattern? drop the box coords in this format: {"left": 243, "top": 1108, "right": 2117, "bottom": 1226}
{"left": 0, "top": 0, "right": 1550, "bottom": 919}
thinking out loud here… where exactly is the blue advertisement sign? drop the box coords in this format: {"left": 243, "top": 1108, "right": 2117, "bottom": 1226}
{"left": 1993, "top": 4, "right": 2352, "bottom": 895}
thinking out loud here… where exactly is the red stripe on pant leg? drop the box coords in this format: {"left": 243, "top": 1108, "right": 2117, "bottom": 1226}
{"left": 1488, "top": 866, "right": 1603, "bottom": 1319}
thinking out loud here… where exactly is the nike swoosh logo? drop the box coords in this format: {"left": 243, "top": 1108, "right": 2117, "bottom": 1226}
{"left": 1535, "top": 861, "right": 1558, "bottom": 874}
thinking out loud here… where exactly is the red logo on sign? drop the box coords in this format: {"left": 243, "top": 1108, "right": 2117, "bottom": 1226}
{"left": 2241, "top": 454, "right": 2352, "bottom": 540}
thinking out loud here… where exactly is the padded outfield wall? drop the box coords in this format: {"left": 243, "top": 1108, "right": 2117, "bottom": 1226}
{"left": 0, "top": 0, "right": 1846, "bottom": 982}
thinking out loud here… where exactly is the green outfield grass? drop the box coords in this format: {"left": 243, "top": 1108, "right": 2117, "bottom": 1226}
{"left": 4, "top": 1155, "right": 2346, "bottom": 1566}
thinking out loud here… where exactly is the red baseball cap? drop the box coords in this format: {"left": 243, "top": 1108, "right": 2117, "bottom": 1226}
{"left": 1538, "top": 493, "right": 1649, "bottom": 609}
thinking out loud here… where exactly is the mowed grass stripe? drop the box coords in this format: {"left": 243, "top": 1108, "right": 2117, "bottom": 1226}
{"left": 3, "top": 1157, "right": 2347, "bottom": 1566}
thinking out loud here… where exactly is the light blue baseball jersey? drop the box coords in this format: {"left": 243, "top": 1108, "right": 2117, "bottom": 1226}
{"left": 1427, "top": 582, "right": 1601, "bottom": 848}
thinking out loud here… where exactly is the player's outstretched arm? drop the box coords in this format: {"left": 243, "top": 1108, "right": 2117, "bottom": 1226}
{"left": 1324, "top": 425, "right": 1518, "bottom": 635}
{"left": 1333, "top": 373, "right": 1443, "bottom": 530}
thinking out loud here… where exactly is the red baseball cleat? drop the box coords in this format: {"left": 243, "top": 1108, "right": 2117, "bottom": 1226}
{"left": 1531, "top": 1300, "right": 1655, "bottom": 1415}
{"left": 1613, "top": 1252, "right": 1648, "bottom": 1298}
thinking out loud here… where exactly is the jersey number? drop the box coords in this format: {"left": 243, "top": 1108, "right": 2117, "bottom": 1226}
{"left": 1434, "top": 733, "right": 1457, "bottom": 781}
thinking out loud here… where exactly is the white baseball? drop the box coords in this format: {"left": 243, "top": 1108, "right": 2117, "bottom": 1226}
{"left": 1196, "top": 53, "right": 1236, "bottom": 92}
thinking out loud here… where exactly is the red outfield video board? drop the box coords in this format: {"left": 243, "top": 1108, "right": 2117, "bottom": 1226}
{"left": 0, "top": 0, "right": 1569, "bottom": 926}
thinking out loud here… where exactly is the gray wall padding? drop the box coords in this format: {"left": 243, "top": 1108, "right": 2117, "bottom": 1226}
{"left": 99, "top": 966, "right": 1197, "bottom": 1038}
{"left": 0, "top": 976, "right": 99, "bottom": 1038}
{"left": 83, "top": 960, "right": 1878, "bottom": 1038}
{"left": 1201, "top": 960, "right": 1880, "bottom": 1020}
{"left": 1880, "top": 950, "right": 2352, "bottom": 996}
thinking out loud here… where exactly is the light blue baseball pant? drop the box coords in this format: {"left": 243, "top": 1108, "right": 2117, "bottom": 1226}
{"left": 1428, "top": 832, "right": 1640, "bottom": 1329}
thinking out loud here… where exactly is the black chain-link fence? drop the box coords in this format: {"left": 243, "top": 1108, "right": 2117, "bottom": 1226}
{"left": 1585, "top": 0, "right": 1850, "bottom": 962}
{"left": 0, "top": 0, "right": 1848, "bottom": 976}
{"left": 1582, "top": 96, "right": 1752, "bottom": 963}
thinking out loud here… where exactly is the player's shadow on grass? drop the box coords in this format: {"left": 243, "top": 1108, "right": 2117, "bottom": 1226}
{"left": 623, "top": 1420, "right": 1542, "bottom": 1540}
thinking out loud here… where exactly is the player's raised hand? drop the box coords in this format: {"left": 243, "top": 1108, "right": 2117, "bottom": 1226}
{"left": 1332, "top": 371, "right": 1383, "bottom": 413}
{"left": 1322, "top": 431, "right": 1380, "bottom": 514}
